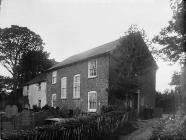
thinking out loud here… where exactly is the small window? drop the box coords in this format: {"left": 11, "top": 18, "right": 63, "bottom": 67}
{"left": 88, "top": 91, "right": 97, "bottom": 112}
{"left": 61, "top": 77, "right": 67, "bottom": 99}
{"left": 73, "top": 74, "right": 80, "bottom": 99}
{"left": 26, "top": 85, "right": 29, "bottom": 95}
{"left": 88, "top": 59, "right": 97, "bottom": 78}
{"left": 52, "top": 94, "right": 57, "bottom": 107}
{"left": 38, "top": 100, "right": 41, "bottom": 108}
{"left": 38, "top": 83, "right": 41, "bottom": 91}
{"left": 52, "top": 71, "right": 57, "bottom": 84}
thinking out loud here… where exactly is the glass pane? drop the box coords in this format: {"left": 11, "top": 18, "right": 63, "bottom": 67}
{"left": 89, "top": 92, "right": 97, "bottom": 109}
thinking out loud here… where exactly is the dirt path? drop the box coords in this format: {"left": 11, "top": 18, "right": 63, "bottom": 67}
{"left": 118, "top": 118, "right": 160, "bottom": 140}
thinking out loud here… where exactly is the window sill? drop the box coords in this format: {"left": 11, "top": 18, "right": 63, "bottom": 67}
{"left": 61, "top": 97, "right": 67, "bottom": 99}
{"left": 72, "top": 97, "right": 80, "bottom": 99}
{"left": 88, "top": 75, "right": 97, "bottom": 79}
{"left": 88, "top": 109, "right": 97, "bottom": 112}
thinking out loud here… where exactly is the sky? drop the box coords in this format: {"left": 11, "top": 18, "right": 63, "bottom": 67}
{"left": 0, "top": 0, "right": 180, "bottom": 92}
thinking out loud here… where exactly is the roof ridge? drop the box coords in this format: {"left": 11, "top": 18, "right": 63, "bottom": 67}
{"left": 47, "top": 39, "right": 120, "bottom": 71}
{"left": 24, "top": 73, "right": 47, "bottom": 86}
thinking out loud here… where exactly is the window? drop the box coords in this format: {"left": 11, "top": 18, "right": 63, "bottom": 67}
{"left": 38, "top": 100, "right": 41, "bottom": 108}
{"left": 73, "top": 74, "right": 80, "bottom": 98}
{"left": 51, "top": 94, "right": 56, "bottom": 107}
{"left": 38, "top": 83, "right": 41, "bottom": 91}
{"left": 26, "top": 85, "right": 29, "bottom": 93}
{"left": 88, "top": 91, "right": 97, "bottom": 112}
{"left": 88, "top": 59, "right": 97, "bottom": 78}
{"left": 61, "top": 77, "right": 67, "bottom": 99}
{"left": 52, "top": 71, "right": 57, "bottom": 84}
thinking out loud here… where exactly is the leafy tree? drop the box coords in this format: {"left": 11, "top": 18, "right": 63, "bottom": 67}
{"left": 170, "top": 71, "right": 181, "bottom": 86}
{"left": 155, "top": 91, "right": 177, "bottom": 113}
{"left": 0, "top": 25, "right": 44, "bottom": 89}
{"left": 153, "top": 0, "right": 186, "bottom": 63}
{"left": 0, "top": 75, "right": 12, "bottom": 93}
{"left": 153, "top": 0, "right": 186, "bottom": 109}
{"left": 17, "top": 50, "right": 56, "bottom": 86}
{"left": 109, "top": 26, "right": 156, "bottom": 101}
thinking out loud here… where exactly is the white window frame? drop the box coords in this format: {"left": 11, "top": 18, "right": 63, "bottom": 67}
{"left": 61, "top": 77, "right": 67, "bottom": 99}
{"left": 88, "top": 91, "right": 97, "bottom": 112}
{"left": 88, "top": 59, "right": 97, "bottom": 78}
{"left": 38, "top": 99, "right": 41, "bottom": 108}
{"left": 51, "top": 93, "right": 56, "bottom": 107}
{"left": 73, "top": 74, "right": 80, "bottom": 99}
{"left": 52, "top": 71, "right": 57, "bottom": 84}
{"left": 26, "top": 85, "right": 29, "bottom": 94}
{"left": 38, "top": 83, "right": 41, "bottom": 91}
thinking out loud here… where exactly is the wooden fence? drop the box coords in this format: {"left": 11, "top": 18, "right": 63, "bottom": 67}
{"left": 2, "top": 111, "right": 126, "bottom": 140}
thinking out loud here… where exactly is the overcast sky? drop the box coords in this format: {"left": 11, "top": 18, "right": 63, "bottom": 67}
{"left": 0, "top": 0, "right": 180, "bottom": 92}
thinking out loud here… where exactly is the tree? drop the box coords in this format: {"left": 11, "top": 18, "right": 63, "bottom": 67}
{"left": 109, "top": 26, "right": 156, "bottom": 101}
{"left": 170, "top": 71, "right": 181, "bottom": 86}
{"left": 153, "top": 0, "right": 186, "bottom": 109}
{"left": 17, "top": 50, "right": 56, "bottom": 86}
{"left": 153, "top": 0, "right": 186, "bottom": 63}
{"left": 0, "top": 75, "right": 12, "bottom": 93}
{"left": 0, "top": 25, "right": 44, "bottom": 89}
{"left": 155, "top": 91, "right": 177, "bottom": 113}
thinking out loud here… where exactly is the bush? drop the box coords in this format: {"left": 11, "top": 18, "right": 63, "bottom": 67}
{"left": 59, "top": 107, "right": 71, "bottom": 118}
{"left": 41, "top": 104, "right": 51, "bottom": 111}
{"left": 34, "top": 110, "right": 51, "bottom": 126}
{"left": 101, "top": 105, "right": 117, "bottom": 114}
{"left": 35, "top": 105, "right": 83, "bottom": 119}
{"left": 73, "top": 108, "right": 81, "bottom": 116}
{"left": 32, "top": 105, "right": 41, "bottom": 112}
{"left": 150, "top": 114, "right": 186, "bottom": 140}
{"left": 2, "top": 111, "right": 125, "bottom": 140}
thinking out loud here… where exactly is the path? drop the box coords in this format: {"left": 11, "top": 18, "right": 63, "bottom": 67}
{"left": 118, "top": 118, "right": 160, "bottom": 140}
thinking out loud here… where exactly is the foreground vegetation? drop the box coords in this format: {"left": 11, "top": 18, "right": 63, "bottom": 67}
{"left": 150, "top": 113, "right": 186, "bottom": 140}
{"left": 2, "top": 111, "right": 127, "bottom": 140}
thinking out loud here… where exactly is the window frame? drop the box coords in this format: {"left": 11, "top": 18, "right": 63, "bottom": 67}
{"left": 88, "top": 59, "right": 97, "bottom": 78}
{"left": 73, "top": 74, "right": 80, "bottom": 99}
{"left": 51, "top": 93, "right": 57, "bottom": 107}
{"left": 88, "top": 91, "right": 97, "bottom": 112}
{"left": 26, "top": 85, "right": 29, "bottom": 94}
{"left": 38, "top": 99, "right": 41, "bottom": 108}
{"left": 38, "top": 83, "right": 41, "bottom": 91}
{"left": 52, "top": 71, "right": 57, "bottom": 84}
{"left": 61, "top": 77, "right": 67, "bottom": 99}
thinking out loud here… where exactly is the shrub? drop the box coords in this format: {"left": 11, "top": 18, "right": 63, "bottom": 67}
{"left": 41, "top": 104, "right": 51, "bottom": 111}
{"left": 60, "top": 107, "right": 71, "bottom": 118}
{"left": 32, "top": 105, "right": 41, "bottom": 112}
{"left": 101, "top": 105, "right": 117, "bottom": 114}
{"left": 73, "top": 107, "right": 81, "bottom": 116}
{"left": 34, "top": 110, "right": 51, "bottom": 126}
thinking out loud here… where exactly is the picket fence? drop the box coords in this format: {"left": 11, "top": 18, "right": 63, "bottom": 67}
{"left": 2, "top": 111, "right": 127, "bottom": 140}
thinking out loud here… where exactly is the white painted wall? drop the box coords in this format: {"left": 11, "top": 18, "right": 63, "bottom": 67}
{"left": 23, "top": 82, "right": 47, "bottom": 109}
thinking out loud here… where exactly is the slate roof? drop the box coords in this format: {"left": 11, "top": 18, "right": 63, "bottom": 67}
{"left": 24, "top": 73, "right": 47, "bottom": 85}
{"left": 48, "top": 39, "right": 120, "bottom": 71}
